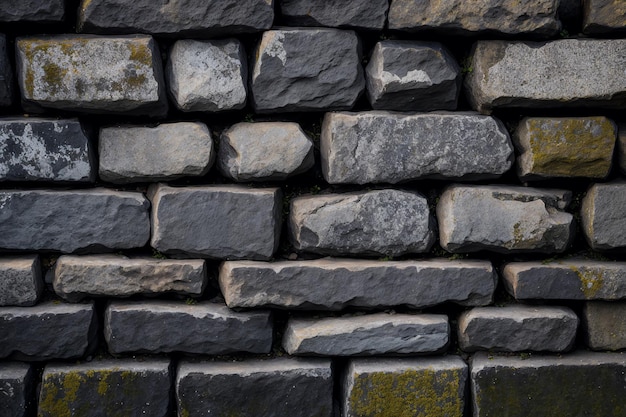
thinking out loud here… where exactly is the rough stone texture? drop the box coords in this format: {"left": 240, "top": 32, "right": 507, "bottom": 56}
{"left": 177, "top": 358, "right": 333, "bottom": 417}
{"left": 581, "top": 182, "right": 626, "bottom": 250}
{"left": 218, "top": 122, "right": 314, "bottom": 182}
{"left": 16, "top": 35, "right": 167, "bottom": 116}
{"left": 321, "top": 111, "right": 513, "bottom": 184}
{"left": 437, "top": 185, "right": 574, "bottom": 253}
{"left": 458, "top": 305, "right": 578, "bottom": 352}
{"left": 167, "top": 39, "right": 247, "bottom": 112}
{"left": 53, "top": 255, "right": 207, "bottom": 302}
{"left": 0, "top": 118, "right": 94, "bottom": 182}
{"left": 465, "top": 39, "right": 626, "bottom": 113}
{"left": 0, "top": 189, "right": 150, "bottom": 253}
{"left": 0, "top": 302, "right": 96, "bottom": 360}
{"left": 343, "top": 357, "right": 467, "bottom": 417}
{"left": 150, "top": 184, "right": 282, "bottom": 260}
{"left": 289, "top": 190, "right": 435, "bottom": 256}
{"left": 38, "top": 360, "right": 170, "bottom": 417}
{"left": 279, "top": 0, "right": 388, "bottom": 30}
{"left": 0, "top": 34, "right": 12, "bottom": 106}
{"left": 0, "top": 363, "right": 33, "bottom": 417}
{"left": 583, "top": 0, "right": 626, "bottom": 34}
{"left": 283, "top": 313, "right": 449, "bottom": 356}
{"left": 0, "top": 256, "right": 42, "bottom": 307}
{"left": 78, "top": 0, "right": 274, "bottom": 36}
{"left": 471, "top": 351, "right": 626, "bottom": 417}
{"left": 0, "top": 0, "right": 64, "bottom": 22}
{"left": 365, "top": 41, "right": 461, "bottom": 111}
{"left": 251, "top": 29, "right": 364, "bottom": 113}
{"left": 388, "top": 0, "right": 560, "bottom": 36}
{"left": 99, "top": 122, "right": 214, "bottom": 183}
{"left": 584, "top": 301, "right": 626, "bottom": 351}
{"left": 105, "top": 301, "right": 273, "bottom": 355}
{"left": 219, "top": 259, "right": 496, "bottom": 310}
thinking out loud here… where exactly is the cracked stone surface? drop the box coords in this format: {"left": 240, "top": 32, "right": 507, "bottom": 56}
{"left": 0, "top": 256, "right": 42, "bottom": 306}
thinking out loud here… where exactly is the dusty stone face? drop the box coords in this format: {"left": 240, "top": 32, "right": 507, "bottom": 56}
{"left": 584, "top": 301, "right": 626, "bottom": 351}
{"left": 583, "top": 0, "right": 626, "bottom": 34}
{"left": 0, "top": 256, "right": 42, "bottom": 307}
{"left": 0, "top": 362, "right": 33, "bottom": 417}
{"left": 279, "top": 0, "right": 388, "bottom": 30}
{"left": 581, "top": 182, "right": 626, "bottom": 250}
{"left": 0, "top": 34, "right": 12, "bottom": 106}
{"left": 0, "top": 0, "right": 65, "bottom": 22}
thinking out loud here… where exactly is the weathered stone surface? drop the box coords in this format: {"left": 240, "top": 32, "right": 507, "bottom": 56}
{"left": 0, "top": 302, "right": 96, "bottom": 360}
{"left": 38, "top": 359, "right": 170, "bottom": 417}
{"left": 0, "top": 118, "right": 94, "bottom": 182}
{"left": 289, "top": 190, "right": 435, "bottom": 256}
{"left": 584, "top": 301, "right": 626, "bottom": 350}
{"left": 167, "top": 39, "right": 247, "bottom": 112}
{"left": 471, "top": 351, "right": 626, "bottom": 417}
{"left": 105, "top": 301, "right": 272, "bottom": 355}
{"left": 437, "top": 185, "right": 574, "bottom": 253}
{"left": 284, "top": 313, "right": 449, "bottom": 356}
{"left": 99, "top": 122, "right": 214, "bottom": 183}
{"left": 0, "top": 256, "right": 42, "bottom": 307}
{"left": 251, "top": 29, "right": 364, "bottom": 113}
{"left": 321, "top": 111, "right": 513, "bottom": 184}
{"left": 16, "top": 35, "right": 167, "bottom": 116}
{"left": 365, "top": 41, "right": 461, "bottom": 111}
{"left": 53, "top": 255, "right": 207, "bottom": 302}
{"left": 388, "top": 0, "right": 560, "bottom": 36}
{"left": 150, "top": 184, "right": 281, "bottom": 260}
{"left": 78, "top": 0, "right": 274, "bottom": 36}
{"left": 177, "top": 358, "right": 332, "bottom": 417}
{"left": 458, "top": 305, "right": 578, "bottom": 352}
{"left": 466, "top": 39, "right": 626, "bottom": 113}
{"left": 219, "top": 259, "right": 496, "bottom": 310}
{"left": 279, "top": 0, "right": 388, "bottom": 30}
{"left": 343, "top": 357, "right": 467, "bottom": 417}
{"left": 0, "top": 363, "right": 33, "bottom": 417}
{"left": 581, "top": 182, "right": 626, "bottom": 250}
{"left": 583, "top": 0, "right": 626, "bottom": 34}
{"left": 0, "top": 34, "right": 12, "bottom": 106}
{"left": 218, "top": 122, "right": 314, "bottom": 182}
{"left": 514, "top": 117, "right": 616, "bottom": 180}
{"left": 0, "top": 189, "right": 150, "bottom": 252}
{"left": 0, "top": 0, "right": 64, "bottom": 22}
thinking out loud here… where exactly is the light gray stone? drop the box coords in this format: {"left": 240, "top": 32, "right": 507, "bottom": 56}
{"left": 150, "top": 184, "right": 282, "bottom": 260}
{"left": 0, "top": 256, "right": 42, "bottom": 307}
{"left": 289, "top": 189, "right": 435, "bottom": 256}
{"left": 251, "top": 29, "right": 364, "bottom": 113}
{"left": 581, "top": 182, "right": 626, "bottom": 250}
{"left": 437, "top": 185, "right": 574, "bottom": 253}
{"left": 583, "top": 0, "right": 626, "bottom": 34}
{"left": 0, "top": 34, "right": 12, "bottom": 106}
{"left": 283, "top": 313, "right": 449, "bottom": 356}
{"left": 0, "top": 363, "right": 33, "bottom": 417}
{"left": 321, "top": 111, "right": 513, "bottom": 184}
{"left": 279, "top": 0, "right": 388, "bottom": 30}
{"left": 584, "top": 301, "right": 626, "bottom": 350}
{"left": 0, "top": 0, "right": 64, "bottom": 22}
{"left": 218, "top": 122, "right": 314, "bottom": 182}
{"left": 219, "top": 259, "right": 496, "bottom": 310}
{"left": 99, "top": 122, "right": 214, "bottom": 183}
{"left": 0, "top": 189, "right": 150, "bottom": 253}
{"left": 465, "top": 39, "right": 626, "bottom": 113}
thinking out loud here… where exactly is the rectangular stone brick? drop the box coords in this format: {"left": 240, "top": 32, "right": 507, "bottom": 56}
{"left": 581, "top": 181, "right": 626, "bottom": 250}
{"left": 583, "top": 0, "right": 626, "bottom": 34}
{"left": 0, "top": 34, "right": 12, "bottom": 106}
{"left": 0, "top": 0, "right": 64, "bottom": 22}
{"left": 0, "top": 256, "right": 42, "bottom": 306}
{"left": 0, "top": 362, "right": 34, "bottom": 417}
{"left": 584, "top": 301, "right": 626, "bottom": 350}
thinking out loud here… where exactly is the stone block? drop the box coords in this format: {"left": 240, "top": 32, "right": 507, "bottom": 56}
{"left": 283, "top": 313, "right": 449, "bottom": 356}
{"left": 166, "top": 39, "right": 247, "bottom": 112}
{"left": 465, "top": 39, "right": 626, "bottom": 113}
{"left": 0, "top": 34, "right": 12, "bottom": 106}
{"left": 458, "top": 305, "right": 578, "bottom": 352}
{"left": 581, "top": 182, "right": 626, "bottom": 250}
{"left": 177, "top": 358, "right": 333, "bottom": 417}
{"left": 0, "top": 0, "right": 64, "bottom": 22}
{"left": 217, "top": 122, "right": 314, "bottom": 182}
{"left": 279, "top": 0, "right": 388, "bottom": 30}
{"left": 0, "top": 189, "right": 150, "bottom": 252}
{"left": 584, "top": 301, "right": 626, "bottom": 350}
{"left": 38, "top": 359, "right": 170, "bottom": 417}
{"left": 99, "top": 122, "right": 214, "bottom": 183}
{"left": 583, "top": 0, "right": 626, "bottom": 34}
{"left": 219, "top": 259, "right": 496, "bottom": 310}
{"left": 0, "top": 118, "right": 94, "bottom": 182}
{"left": 289, "top": 189, "right": 435, "bottom": 256}
{"left": 251, "top": 28, "right": 364, "bottom": 112}
{"left": 150, "top": 184, "right": 281, "bottom": 260}
{"left": 365, "top": 41, "right": 460, "bottom": 111}
{"left": 104, "top": 300, "right": 273, "bottom": 355}
{"left": 618, "top": 125, "right": 626, "bottom": 174}
{"left": 343, "top": 357, "right": 467, "bottom": 417}
{"left": 437, "top": 185, "right": 574, "bottom": 253}
{"left": 0, "top": 362, "right": 34, "bottom": 417}
{"left": 0, "top": 256, "right": 42, "bottom": 307}
{"left": 16, "top": 35, "right": 167, "bottom": 116}
{"left": 321, "top": 111, "right": 513, "bottom": 184}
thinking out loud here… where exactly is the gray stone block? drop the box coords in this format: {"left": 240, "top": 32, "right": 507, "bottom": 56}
{"left": 583, "top": 0, "right": 626, "bottom": 34}
{"left": 251, "top": 29, "right": 364, "bottom": 113}
{"left": 321, "top": 111, "right": 513, "bottom": 184}
{"left": 283, "top": 313, "right": 449, "bottom": 356}
{"left": 99, "top": 122, "right": 214, "bottom": 183}
{"left": 0, "top": 189, "right": 150, "bottom": 253}
{"left": 150, "top": 184, "right": 282, "bottom": 260}
{"left": 0, "top": 256, "right": 42, "bottom": 307}
{"left": 279, "top": 0, "right": 388, "bottom": 30}
{"left": 0, "top": 0, "right": 64, "bottom": 22}
{"left": 0, "top": 362, "right": 33, "bottom": 417}
{"left": 366, "top": 41, "right": 461, "bottom": 111}
{"left": 104, "top": 300, "right": 273, "bottom": 355}
{"left": 581, "top": 182, "right": 626, "bottom": 250}
{"left": 289, "top": 189, "right": 435, "bottom": 256}
{"left": 437, "top": 185, "right": 574, "bottom": 253}
{"left": 219, "top": 259, "right": 496, "bottom": 310}
{"left": 0, "top": 118, "right": 94, "bottom": 182}
{"left": 584, "top": 301, "right": 626, "bottom": 350}
{"left": 0, "top": 34, "right": 12, "bottom": 106}
{"left": 177, "top": 358, "right": 333, "bottom": 417}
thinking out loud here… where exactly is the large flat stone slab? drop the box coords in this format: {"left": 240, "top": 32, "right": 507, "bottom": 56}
{"left": 279, "top": 0, "right": 388, "bottom": 30}
{"left": 584, "top": 301, "right": 626, "bottom": 350}
{"left": 581, "top": 182, "right": 626, "bottom": 250}
{"left": 0, "top": 256, "right": 42, "bottom": 306}
{"left": 0, "top": 0, "right": 64, "bottom": 22}
{"left": 0, "top": 362, "right": 34, "bottom": 417}
{"left": 0, "top": 34, "right": 12, "bottom": 106}
{"left": 583, "top": 0, "right": 626, "bottom": 34}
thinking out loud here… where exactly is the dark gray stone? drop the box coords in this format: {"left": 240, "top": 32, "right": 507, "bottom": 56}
{"left": 0, "top": 0, "right": 64, "bottom": 22}
{"left": 0, "top": 256, "right": 42, "bottom": 307}
{"left": 0, "top": 362, "right": 33, "bottom": 417}
{"left": 583, "top": 0, "right": 626, "bottom": 34}
{"left": 0, "top": 34, "right": 12, "bottom": 106}
{"left": 251, "top": 29, "right": 364, "bottom": 113}
{"left": 581, "top": 182, "right": 626, "bottom": 250}
{"left": 618, "top": 125, "right": 626, "bottom": 174}
{"left": 584, "top": 301, "right": 626, "bottom": 351}
{"left": 279, "top": 0, "right": 388, "bottom": 30}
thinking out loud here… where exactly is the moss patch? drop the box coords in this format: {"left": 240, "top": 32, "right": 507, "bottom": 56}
{"left": 569, "top": 265, "right": 605, "bottom": 298}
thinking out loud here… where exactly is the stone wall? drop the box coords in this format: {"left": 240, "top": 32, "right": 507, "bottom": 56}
{"left": 1, "top": 1, "right": 626, "bottom": 416}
